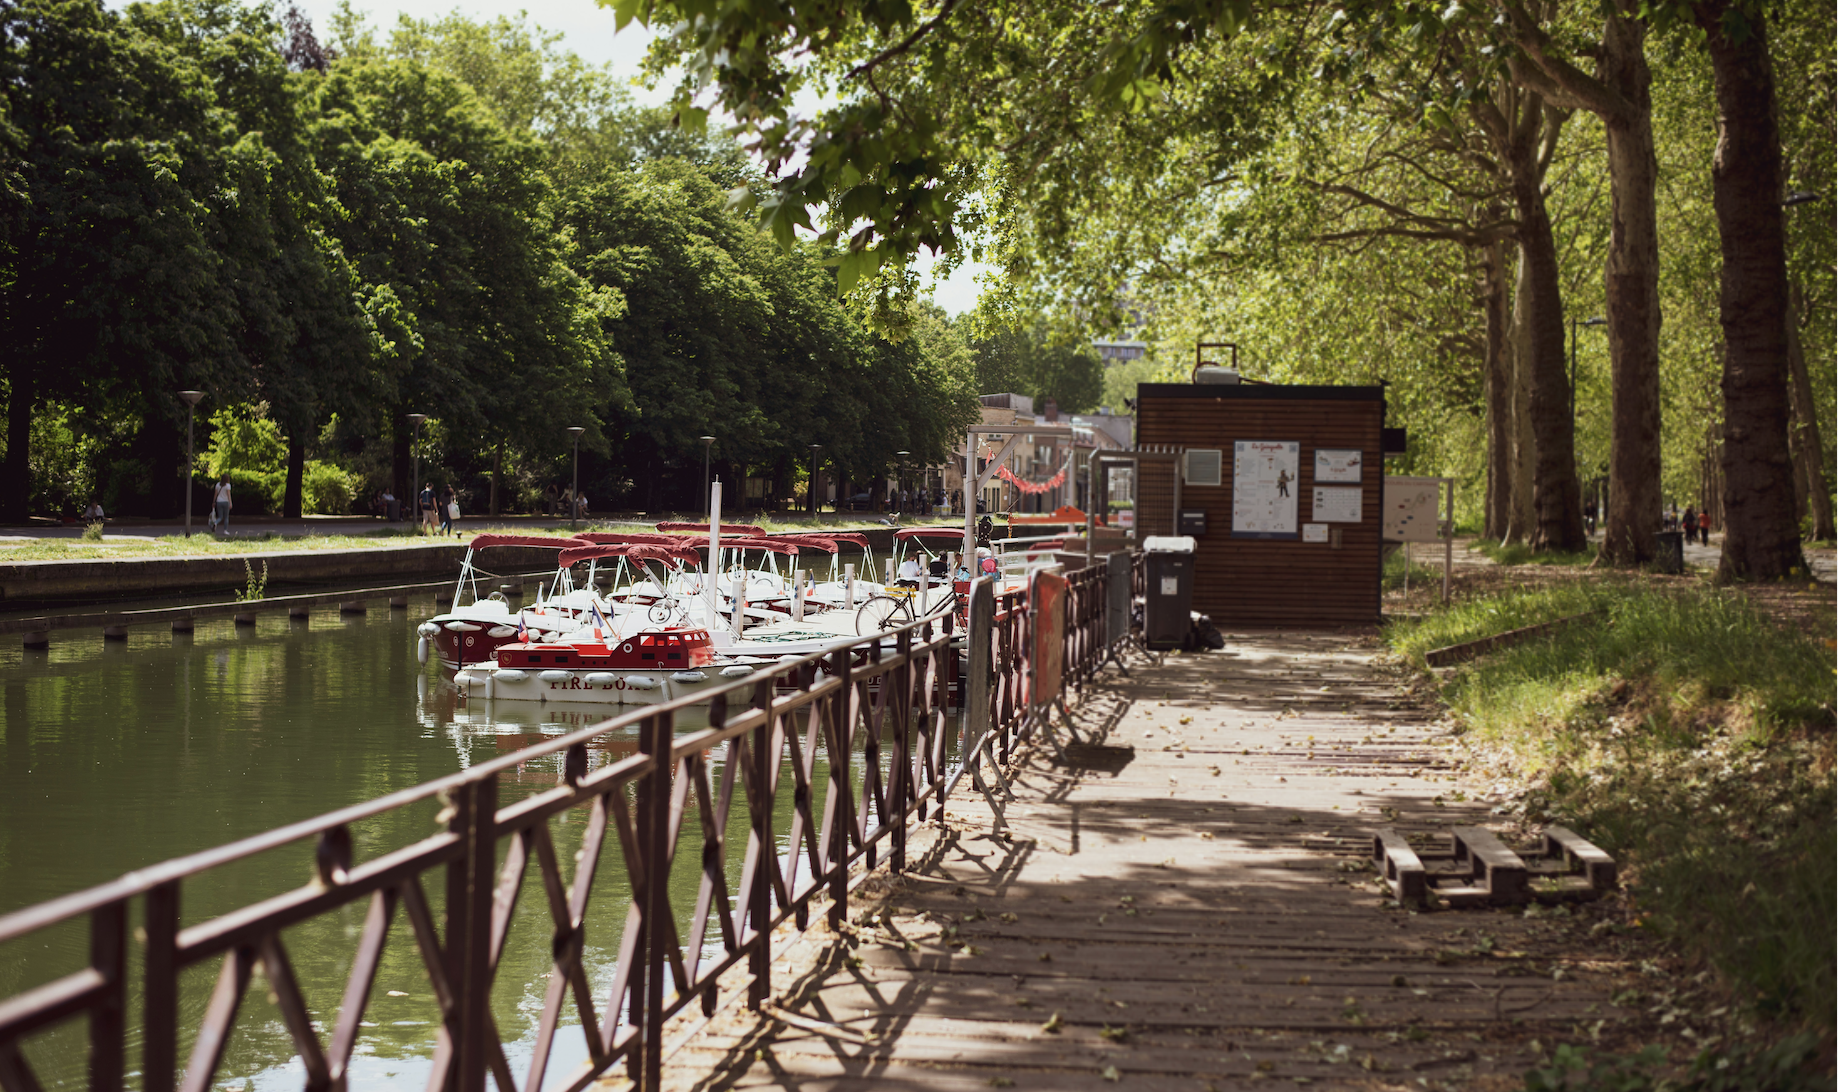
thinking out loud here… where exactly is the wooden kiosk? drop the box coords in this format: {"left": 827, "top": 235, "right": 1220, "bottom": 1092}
{"left": 1133, "top": 380, "right": 1388, "bottom": 627}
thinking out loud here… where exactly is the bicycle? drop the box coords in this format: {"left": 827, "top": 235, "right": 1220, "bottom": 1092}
{"left": 854, "top": 582, "right": 964, "bottom": 635}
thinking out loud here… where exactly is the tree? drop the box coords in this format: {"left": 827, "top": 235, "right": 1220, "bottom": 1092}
{"left": 969, "top": 321, "right": 1104, "bottom": 414}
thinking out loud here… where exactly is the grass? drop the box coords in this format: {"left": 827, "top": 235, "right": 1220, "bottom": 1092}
{"left": 1381, "top": 544, "right": 1443, "bottom": 594}
{"left": 1386, "top": 580, "right": 1837, "bottom": 1045}
{"left": 1470, "top": 538, "right": 1599, "bottom": 568}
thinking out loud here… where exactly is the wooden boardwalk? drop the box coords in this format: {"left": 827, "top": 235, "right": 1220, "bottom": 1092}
{"left": 651, "top": 631, "right": 1665, "bottom": 1091}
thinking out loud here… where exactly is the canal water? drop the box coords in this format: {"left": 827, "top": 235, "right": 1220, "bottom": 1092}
{"left": 0, "top": 597, "right": 867, "bottom": 1090}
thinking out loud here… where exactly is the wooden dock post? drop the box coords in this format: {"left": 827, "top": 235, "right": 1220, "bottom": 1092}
{"left": 233, "top": 613, "right": 257, "bottom": 626}
{"left": 170, "top": 617, "right": 193, "bottom": 634}
{"left": 23, "top": 630, "right": 48, "bottom": 649}
{"left": 102, "top": 626, "right": 128, "bottom": 641}
{"left": 339, "top": 601, "right": 366, "bottom": 614}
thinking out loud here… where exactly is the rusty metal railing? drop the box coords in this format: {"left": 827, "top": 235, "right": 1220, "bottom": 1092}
{"left": 0, "top": 558, "right": 1135, "bottom": 1092}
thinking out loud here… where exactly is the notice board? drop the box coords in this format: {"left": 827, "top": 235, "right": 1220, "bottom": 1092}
{"left": 1135, "top": 383, "right": 1385, "bottom": 626}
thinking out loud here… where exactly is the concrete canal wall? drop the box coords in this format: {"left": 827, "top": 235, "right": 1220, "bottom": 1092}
{"left": 0, "top": 526, "right": 943, "bottom": 604}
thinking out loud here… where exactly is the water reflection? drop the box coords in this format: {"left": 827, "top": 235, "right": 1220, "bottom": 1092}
{"left": 0, "top": 600, "right": 780, "bottom": 1091}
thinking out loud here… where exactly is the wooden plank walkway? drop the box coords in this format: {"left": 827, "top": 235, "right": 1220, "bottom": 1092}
{"left": 647, "top": 631, "right": 1671, "bottom": 1091}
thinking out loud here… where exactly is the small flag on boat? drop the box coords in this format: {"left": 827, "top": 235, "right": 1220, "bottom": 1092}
{"left": 516, "top": 615, "right": 528, "bottom": 643}
{"left": 590, "top": 603, "right": 609, "bottom": 639}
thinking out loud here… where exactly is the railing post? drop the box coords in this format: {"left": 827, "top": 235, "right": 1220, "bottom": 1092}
{"left": 826, "top": 646, "right": 854, "bottom": 931}
{"left": 637, "top": 711, "right": 673, "bottom": 1090}
{"left": 142, "top": 881, "right": 180, "bottom": 1092}
{"left": 90, "top": 899, "right": 127, "bottom": 1092}
{"left": 452, "top": 776, "right": 497, "bottom": 1092}
{"left": 748, "top": 680, "right": 774, "bottom": 1011}
{"left": 965, "top": 579, "right": 993, "bottom": 771}
{"left": 892, "top": 627, "right": 912, "bottom": 873}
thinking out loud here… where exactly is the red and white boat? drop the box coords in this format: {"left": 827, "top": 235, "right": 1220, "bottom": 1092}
{"left": 450, "top": 623, "right": 768, "bottom": 706}
{"left": 417, "top": 534, "right": 589, "bottom": 669}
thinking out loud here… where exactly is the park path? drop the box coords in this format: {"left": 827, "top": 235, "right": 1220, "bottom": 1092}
{"left": 651, "top": 630, "right": 1668, "bottom": 1091}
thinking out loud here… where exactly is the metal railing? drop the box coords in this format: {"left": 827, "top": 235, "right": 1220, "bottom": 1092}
{"left": 0, "top": 557, "right": 1135, "bottom": 1092}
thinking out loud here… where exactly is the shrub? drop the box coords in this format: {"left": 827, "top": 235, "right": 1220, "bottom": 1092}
{"left": 198, "top": 469, "right": 283, "bottom": 516}
{"left": 302, "top": 461, "right": 358, "bottom": 515}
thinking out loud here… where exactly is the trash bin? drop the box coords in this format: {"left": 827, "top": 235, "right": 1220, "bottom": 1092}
{"left": 385, "top": 496, "right": 401, "bottom": 521}
{"left": 1142, "top": 535, "right": 1197, "bottom": 650}
{"left": 1654, "top": 530, "right": 1684, "bottom": 574}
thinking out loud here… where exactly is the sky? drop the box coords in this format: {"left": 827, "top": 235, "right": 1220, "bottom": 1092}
{"left": 286, "top": 0, "right": 992, "bottom": 315}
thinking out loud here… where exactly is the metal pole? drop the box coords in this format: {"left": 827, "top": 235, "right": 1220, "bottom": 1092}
{"left": 407, "top": 413, "right": 427, "bottom": 531}
{"left": 179, "top": 392, "right": 203, "bottom": 536}
{"left": 700, "top": 435, "right": 715, "bottom": 518}
{"left": 567, "top": 426, "right": 586, "bottom": 529}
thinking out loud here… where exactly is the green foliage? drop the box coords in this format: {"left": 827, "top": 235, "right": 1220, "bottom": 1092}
{"left": 235, "top": 560, "right": 269, "bottom": 601}
{"left": 205, "top": 407, "right": 288, "bottom": 477}
{"left": 969, "top": 322, "right": 1104, "bottom": 413}
{"left": 301, "top": 461, "right": 357, "bottom": 515}
{"left": 1471, "top": 540, "right": 1597, "bottom": 568}
{"left": 203, "top": 468, "right": 284, "bottom": 516}
{"left": 81, "top": 520, "right": 105, "bottom": 543}
{"left": 1523, "top": 1035, "right": 1834, "bottom": 1092}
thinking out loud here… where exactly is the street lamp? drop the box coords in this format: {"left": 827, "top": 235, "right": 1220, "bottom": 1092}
{"left": 567, "top": 426, "right": 586, "bottom": 529}
{"left": 179, "top": 391, "right": 204, "bottom": 536}
{"left": 699, "top": 436, "right": 716, "bottom": 517}
{"left": 808, "top": 444, "right": 823, "bottom": 516}
{"left": 407, "top": 413, "right": 428, "bottom": 531}
{"left": 895, "top": 451, "right": 910, "bottom": 512}
{"left": 1569, "top": 315, "right": 1607, "bottom": 432}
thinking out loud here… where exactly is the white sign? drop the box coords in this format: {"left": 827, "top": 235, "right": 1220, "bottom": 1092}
{"left": 1383, "top": 477, "right": 1444, "bottom": 542}
{"left": 1232, "top": 441, "right": 1300, "bottom": 538}
{"left": 1160, "top": 576, "right": 1179, "bottom": 595}
{"left": 1312, "top": 486, "right": 1363, "bottom": 523}
{"left": 1302, "top": 523, "right": 1328, "bottom": 543}
{"left": 1315, "top": 448, "right": 1364, "bottom": 483}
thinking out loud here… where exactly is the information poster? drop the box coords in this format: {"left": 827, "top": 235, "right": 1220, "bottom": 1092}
{"left": 1383, "top": 476, "right": 1443, "bottom": 542}
{"left": 1312, "top": 486, "right": 1363, "bottom": 523}
{"left": 1232, "top": 440, "right": 1300, "bottom": 539}
{"left": 1315, "top": 448, "right": 1364, "bottom": 483}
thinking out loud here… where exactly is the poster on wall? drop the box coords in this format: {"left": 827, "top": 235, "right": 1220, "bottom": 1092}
{"left": 1315, "top": 448, "right": 1364, "bottom": 483}
{"left": 1383, "top": 476, "right": 1444, "bottom": 542}
{"left": 1312, "top": 486, "right": 1363, "bottom": 523}
{"left": 1232, "top": 440, "right": 1300, "bottom": 538}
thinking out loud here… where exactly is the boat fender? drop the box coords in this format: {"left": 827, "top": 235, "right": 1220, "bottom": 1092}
{"left": 670, "top": 671, "right": 707, "bottom": 683}
{"left": 453, "top": 670, "right": 477, "bottom": 686}
{"left": 417, "top": 636, "right": 430, "bottom": 665}
{"left": 538, "top": 670, "right": 572, "bottom": 683}
{"left": 487, "top": 625, "right": 517, "bottom": 638}
{"left": 719, "top": 665, "right": 755, "bottom": 678}
{"left": 493, "top": 669, "right": 528, "bottom": 683}
{"left": 624, "top": 676, "right": 660, "bottom": 690}
{"left": 446, "top": 621, "right": 481, "bottom": 633}
{"left": 582, "top": 672, "right": 621, "bottom": 686}
{"left": 417, "top": 622, "right": 441, "bottom": 637}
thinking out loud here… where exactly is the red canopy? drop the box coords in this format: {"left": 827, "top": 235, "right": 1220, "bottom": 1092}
{"left": 778, "top": 531, "right": 868, "bottom": 549}
{"left": 465, "top": 534, "right": 586, "bottom": 551}
{"left": 575, "top": 532, "right": 690, "bottom": 546}
{"left": 715, "top": 536, "right": 804, "bottom": 556}
{"left": 656, "top": 521, "right": 764, "bottom": 536}
{"left": 895, "top": 527, "right": 971, "bottom": 542}
{"left": 558, "top": 542, "right": 700, "bottom": 568}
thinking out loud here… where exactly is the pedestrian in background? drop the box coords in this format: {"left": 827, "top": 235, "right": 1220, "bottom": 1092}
{"left": 419, "top": 482, "right": 438, "bottom": 533}
{"left": 440, "top": 485, "right": 457, "bottom": 536}
{"left": 212, "top": 474, "right": 233, "bottom": 532}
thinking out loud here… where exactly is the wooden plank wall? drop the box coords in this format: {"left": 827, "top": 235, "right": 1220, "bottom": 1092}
{"left": 1137, "top": 389, "right": 1384, "bottom": 627}
{"left": 1134, "top": 453, "right": 1179, "bottom": 539}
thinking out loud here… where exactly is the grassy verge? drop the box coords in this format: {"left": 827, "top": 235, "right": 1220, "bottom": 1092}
{"left": 1381, "top": 544, "right": 1444, "bottom": 594}
{"left": 1385, "top": 580, "right": 1836, "bottom": 1057}
{"left": 1470, "top": 538, "right": 1599, "bottom": 568}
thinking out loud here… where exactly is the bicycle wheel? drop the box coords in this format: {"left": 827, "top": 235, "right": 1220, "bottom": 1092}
{"left": 855, "top": 595, "right": 910, "bottom": 635}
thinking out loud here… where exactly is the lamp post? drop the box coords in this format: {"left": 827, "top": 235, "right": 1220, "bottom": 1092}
{"left": 179, "top": 391, "right": 204, "bottom": 536}
{"left": 808, "top": 444, "right": 823, "bottom": 516}
{"left": 895, "top": 450, "right": 909, "bottom": 513}
{"left": 699, "top": 435, "right": 716, "bottom": 517}
{"left": 1569, "top": 315, "right": 1607, "bottom": 434}
{"left": 406, "top": 413, "right": 428, "bottom": 532}
{"left": 567, "top": 426, "right": 586, "bottom": 529}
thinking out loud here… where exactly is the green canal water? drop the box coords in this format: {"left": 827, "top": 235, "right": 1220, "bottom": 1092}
{"left": 0, "top": 597, "right": 840, "bottom": 1091}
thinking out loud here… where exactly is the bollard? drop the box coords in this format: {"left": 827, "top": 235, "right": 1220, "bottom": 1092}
{"left": 102, "top": 626, "right": 128, "bottom": 641}
{"left": 792, "top": 569, "right": 806, "bottom": 621}
{"left": 23, "top": 630, "right": 49, "bottom": 649}
{"left": 844, "top": 563, "right": 855, "bottom": 608}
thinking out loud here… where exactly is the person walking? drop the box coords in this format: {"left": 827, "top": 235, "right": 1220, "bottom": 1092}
{"left": 1683, "top": 506, "right": 1698, "bottom": 545}
{"left": 212, "top": 474, "right": 233, "bottom": 533}
{"left": 440, "top": 486, "right": 457, "bottom": 536}
{"left": 419, "top": 482, "right": 438, "bottom": 534}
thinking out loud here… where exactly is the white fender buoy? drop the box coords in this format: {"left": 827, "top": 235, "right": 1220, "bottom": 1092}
{"left": 670, "top": 671, "right": 707, "bottom": 683}
{"left": 583, "top": 672, "right": 620, "bottom": 686}
{"left": 417, "top": 622, "right": 441, "bottom": 637}
{"left": 417, "top": 635, "right": 430, "bottom": 664}
{"left": 720, "top": 665, "right": 755, "bottom": 678}
{"left": 453, "top": 670, "right": 477, "bottom": 686}
{"left": 538, "top": 670, "right": 572, "bottom": 683}
{"left": 624, "top": 676, "right": 660, "bottom": 690}
{"left": 446, "top": 621, "right": 481, "bottom": 633}
{"left": 494, "top": 669, "right": 528, "bottom": 682}
{"left": 487, "top": 625, "right": 517, "bottom": 638}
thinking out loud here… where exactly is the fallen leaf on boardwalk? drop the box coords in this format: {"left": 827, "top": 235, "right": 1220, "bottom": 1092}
{"left": 1038, "top": 951, "right": 1053, "bottom": 962}
{"left": 1179, "top": 715, "right": 1193, "bottom": 725}
{"left": 999, "top": 912, "right": 1019, "bottom": 924}
{"left": 1100, "top": 1024, "right": 1130, "bottom": 1042}
{"left": 1013, "top": 997, "right": 1034, "bottom": 1008}
{"left": 1200, "top": 831, "right": 1215, "bottom": 840}
{"left": 1040, "top": 1011, "right": 1064, "bottom": 1033}
{"left": 1101, "top": 1066, "right": 1121, "bottom": 1082}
